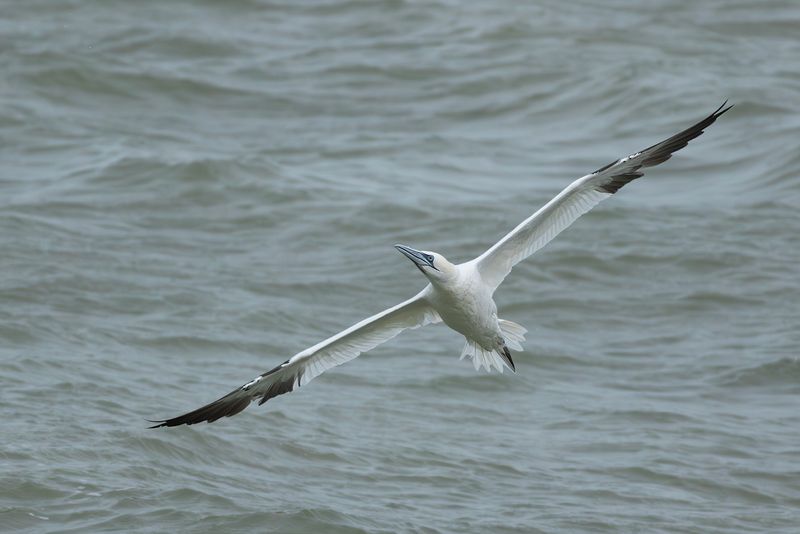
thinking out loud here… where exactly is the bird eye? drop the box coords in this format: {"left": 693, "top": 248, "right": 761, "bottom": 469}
{"left": 426, "top": 254, "right": 434, "bottom": 264}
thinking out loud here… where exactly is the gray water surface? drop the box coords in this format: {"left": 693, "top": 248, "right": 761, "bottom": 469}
{"left": 2, "top": 1, "right": 799, "bottom": 532}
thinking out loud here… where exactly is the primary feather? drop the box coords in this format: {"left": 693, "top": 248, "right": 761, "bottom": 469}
{"left": 474, "top": 101, "right": 732, "bottom": 290}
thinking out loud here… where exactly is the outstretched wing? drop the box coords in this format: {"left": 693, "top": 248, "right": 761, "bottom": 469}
{"left": 474, "top": 102, "right": 732, "bottom": 290}
{"left": 150, "top": 290, "right": 439, "bottom": 427}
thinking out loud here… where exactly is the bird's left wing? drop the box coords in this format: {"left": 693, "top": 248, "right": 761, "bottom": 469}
{"left": 474, "top": 102, "right": 732, "bottom": 291}
{"left": 150, "top": 290, "right": 439, "bottom": 427}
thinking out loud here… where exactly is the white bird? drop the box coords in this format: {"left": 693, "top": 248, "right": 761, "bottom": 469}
{"left": 151, "top": 102, "right": 731, "bottom": 427}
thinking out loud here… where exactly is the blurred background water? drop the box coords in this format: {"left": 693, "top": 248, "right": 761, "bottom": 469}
{"left": 1, "top": 0, "right": 799, "bottom": 532}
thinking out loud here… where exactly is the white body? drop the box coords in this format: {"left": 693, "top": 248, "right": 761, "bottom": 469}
{"left": 425, "top": 262, "right": 501, "bottom": 352}
{"left": 416, "top": 258, "right": 520, "bottom": 373}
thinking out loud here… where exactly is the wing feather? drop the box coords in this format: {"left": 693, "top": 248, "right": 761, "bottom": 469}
{"left": 150, "top": 290, "right": 439, "bottom": 427}
{"left": 474, "top": 102, "right": 732, "bottom": 290}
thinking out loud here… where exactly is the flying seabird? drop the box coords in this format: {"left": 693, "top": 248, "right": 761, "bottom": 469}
{"left": 150, "top": 102, "right": 732, "bottom": 427}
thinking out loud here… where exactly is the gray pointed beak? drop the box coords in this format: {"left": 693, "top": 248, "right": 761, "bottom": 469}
{"left": 394, "top": 244, "right": 437, "bottom": 271}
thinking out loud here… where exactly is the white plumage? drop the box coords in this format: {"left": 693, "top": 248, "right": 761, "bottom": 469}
{"left": 151, "top": 102, "right": 731, "bottom": 427}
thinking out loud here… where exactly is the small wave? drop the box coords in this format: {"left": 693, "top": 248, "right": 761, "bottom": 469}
{"left": 678, "top": 290, "right": 765, "bottom": 307}
{"left": 613, "top": 466, "right": 778, "bottom": 505}
{"left": 411, "top": 371, "right": 522, "bottom": 393}
{"left": 25, "top": 62, "right": 265, "bottom": 104}
{"left": 604, "top": 409, "right": 699, "bottom": 425}
{"left": 103, "top": 33, "right": 245, "bottom": 59}
{"left": 716, "top": 358, "right": 800, "bottom": 389}
{"left": 195, "top": 507, "right": 379, "bottom": 534}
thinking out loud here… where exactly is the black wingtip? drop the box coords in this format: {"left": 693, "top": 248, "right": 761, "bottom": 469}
{"left": 501, "top": 346, "right": 516, "bottom": 373}
{"left": 146, "top": 393, "right": 246, "bottom": 429}
{"left": 715, "top": 99, "right": 734, "bottom": 117}
{"left": 148, "top": 417, "right": 184, "bottom": 429}
{"left": 590, "top": 100, "right": 733, "bottom": 185}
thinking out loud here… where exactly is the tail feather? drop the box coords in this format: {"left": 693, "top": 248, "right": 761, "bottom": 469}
{"left": 499, "top": 345, "right": 516, "bottom": 372}
{"left": 499, "top": 319, "right": 527, "bottom": 352}
{"left": 459, "top": 320, "right": 527, "bottom": 374}
{"left": 460, "top": 340, "right": 508, "bottom": 373}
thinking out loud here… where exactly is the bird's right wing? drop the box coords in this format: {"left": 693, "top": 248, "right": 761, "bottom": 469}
{"left": 150, "top": 290, "right": 439, "bottom": 427}
{"left": 474, "top": 102, "right": 732, "bottom": 291}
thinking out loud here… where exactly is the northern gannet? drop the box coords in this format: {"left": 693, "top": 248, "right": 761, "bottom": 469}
{"left": 151, "top": 102, "right": 732, "bottom": 427}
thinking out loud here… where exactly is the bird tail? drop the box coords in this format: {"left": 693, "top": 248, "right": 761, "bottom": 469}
{"left": 459, "top": 320, "right": 527, "bottom": 374}
{"left": 460, "top": 340, "right": 510, "bottom": 373}
{"left": 498, "top": 319, "right": 527, "bottom": 351}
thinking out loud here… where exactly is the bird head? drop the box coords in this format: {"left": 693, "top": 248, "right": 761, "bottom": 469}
{"left": 394, "top": 244, "right": 456, "bottom": 282}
